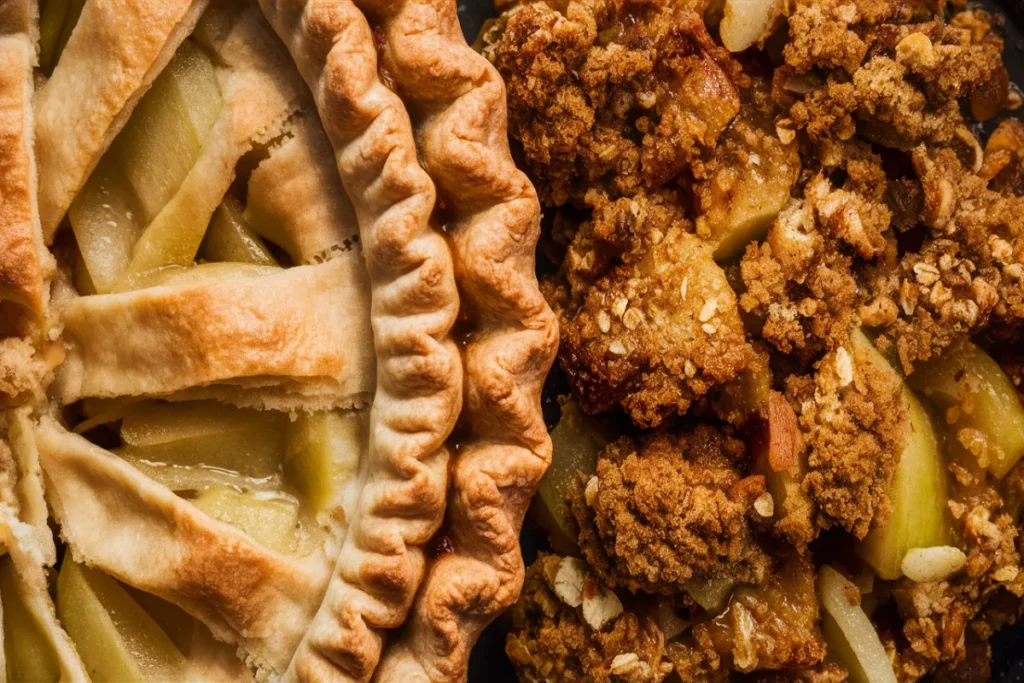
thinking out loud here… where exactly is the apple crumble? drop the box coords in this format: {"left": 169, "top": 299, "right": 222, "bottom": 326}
{"left": 482, "top": 0, "right": 1024, "bottom": 679}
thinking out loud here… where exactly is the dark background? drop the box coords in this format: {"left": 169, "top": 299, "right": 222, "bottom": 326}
{"left": 454, "top": 0, "right": 1024, "bottom": 679}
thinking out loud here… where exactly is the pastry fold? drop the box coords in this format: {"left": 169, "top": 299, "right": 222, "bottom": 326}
{"left": 55, "top": 259, "right": 374, "bottom": 411}
{"left": 364, "top": 1, "right": 558, "bottom": 680}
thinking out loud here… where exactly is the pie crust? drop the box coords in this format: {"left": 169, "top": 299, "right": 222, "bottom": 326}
{"left": 0, "top": 0, "right": 554, "bottom": 679}
{"left": 360, "top": 1, "right": 559, "bottom": 680}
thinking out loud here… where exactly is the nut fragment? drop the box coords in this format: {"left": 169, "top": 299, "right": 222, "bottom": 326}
{"left": 835, "top": 347, "right": 854, "bottom": 387}
{"left": 582, "top": 582, "right": 624, "bottom": 630}
{"left": 776, "top": 119, "right": 796, "bottom": 145}
{"left": 699, "top": 298, "right": 718, "bottom": 322}
{"left": 753, "top": 492, "right": 775, "bottom": 518}
{"left": 901, "top": 546, "right": 967, "bottom": 583}
{"left": 720, "top": 0, "right": 781, "bottom": 52}
{"left": 622, "top": 308, "right": 643, "bottom": 330}
{"left": 584, "top": 475, "right": 600, "bottom": 507}
{"left": 612, "top": 297, "right": 628, "bottom": 318}
{"left": 553, "top": 557, "right": 587, "bottom": 607}
{"left": 767, "top": 391, "right": 800, "bottom": 472}
{"left": 609, "top": 653, "right": 641, "bottom": 676}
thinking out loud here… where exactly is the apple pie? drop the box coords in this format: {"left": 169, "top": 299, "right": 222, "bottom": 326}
{"left": 0, "top": 0, "right": 555, "bottom": 680}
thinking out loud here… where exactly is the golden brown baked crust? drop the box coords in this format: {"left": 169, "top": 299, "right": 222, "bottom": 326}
{"left": 34, "top": 0, "right": 211, "bottom": 239}
{"left": 255, "top": 0, "right": 464, "bottom": 679}
{"left": 0, "top": 11, "right": 44, "bottom": 322}
{"left": 363, "top": 1, "right": 558, "bottom": 680}
{"left": 54, "top": 260, "right": 374, "bottom": 410}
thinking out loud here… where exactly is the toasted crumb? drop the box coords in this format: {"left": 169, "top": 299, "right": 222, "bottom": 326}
{"left": 506, "top": 555, "right": 668, "bottom": 683}
{"left": 786, "top": 339, "right": 909, "bottom": 538}
{"left": 488, "top": 0, "right": 742, "bottom": 205}
{"left": 548, "top": 199, "right": 752, "bottom": 427}
{"left": 572, "top": 426, "right": 770, "bottom": 594}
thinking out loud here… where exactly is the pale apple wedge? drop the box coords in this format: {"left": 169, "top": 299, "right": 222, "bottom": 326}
{"left": 907, "top": 340, "right": 1024, "bottom": 478}
{"left": 68, "top": 154, "right": 143, "bottom": 293}
{"left": 192, "top": 487, "right": 300, "bottom": 555}
{"left": 818, "top": 566, "right": 897, "bottom": 683}
{"left": 113, "top": 40, "right": 222, "bottom": 224}
{"left": 858, "top": 389, "right": 948, "bottom": 579}
{"left": 531, "top": 400, "right": 607, "bottom": 555}
{"left": 0, "top": 556, "right": 60, "bottom": 683}
{"left": 118, "top": 400, "right": 288, "bottom": 480}
{"left": 199, "top": 198, "right": 277, "bottom": 265}
{"left": 56, "top": 559, "right": 187, "bottom": 682}
{"left": 852, "top": 331, "right": 950, "bottom": 579}
{"left": 285, "top": 410, "right": 366, "bottom": 517}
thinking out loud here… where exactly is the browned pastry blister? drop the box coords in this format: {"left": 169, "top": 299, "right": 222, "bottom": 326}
{"left": 360, "top": 1, "right": 558, "bottom": 680}
{"left": 255, "top": 0, "right": 464, "bottom": 679}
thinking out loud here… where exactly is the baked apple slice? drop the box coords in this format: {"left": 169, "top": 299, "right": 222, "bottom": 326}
{"left": 192, "top": 487, "right": 300, "bottom": 555}
{"left": 285, "top": 410, "right": 365, "bottom": 516}
{"left": 56, "top": 559, "right": 187, "bottom": 682}
{"left": 907, "top": 340, "right": 1024, "bottom": 478}
{"left": 0, "top": 556, "right": 61, "bottom": 682}
{"left": 199, "top": 198, "right": 277, "bottom": 266}
{"left": 114, "top": 39, "right": 221, "bottom": 224}
{"left": 852, "top": 331, "right": 949, "bottom": 579}
{"left": 531, "top": 400, "right": 607, "bottom": 555}
{"left": 858, "top": 389, "right": 948, "bottom": 579}
{"left": 116, "top": 40, "right": 224, "bottom": 277}
{"left": 818, "top": 566, "right": 897, "bottom": 683}
{"left": 68, "top": 155, "right": 143, "bottom": 293}
{"left": 118, "top": 401, "right": 288, "bottom": 482}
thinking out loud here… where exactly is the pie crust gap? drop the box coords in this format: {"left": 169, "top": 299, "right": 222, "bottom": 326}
{"left": 362, "top": 1, "right": 558, "bottom": 680}
{"left": 256, "top": 0, "right": 465, "bottom": 679}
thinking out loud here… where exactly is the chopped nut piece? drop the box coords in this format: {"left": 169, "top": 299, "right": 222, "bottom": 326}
{"left": 554, "top": 557, "right": 588, "bottom": 607}
{"left": 582, "top": 582, "right": 624, "bottom": 630}
{"left": 612, "top": 297, "right": 628, "bottom": 318}
{"left": 585, "top": 476, "right": 600, "bottom": 507}
{"left": 754, "top": 492, "right": 775, "bottom": 517}
{"left": 901, "top": 546, "right": 967, "bottom": 583}
{"left": 699, "top": 298, "right": 718, "bottom": 322}
{"left": 835, "top": 347, "right": 854, "bottom": 387}
{"left": 609, "top": 652, "right": 640, "bottom": 676}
